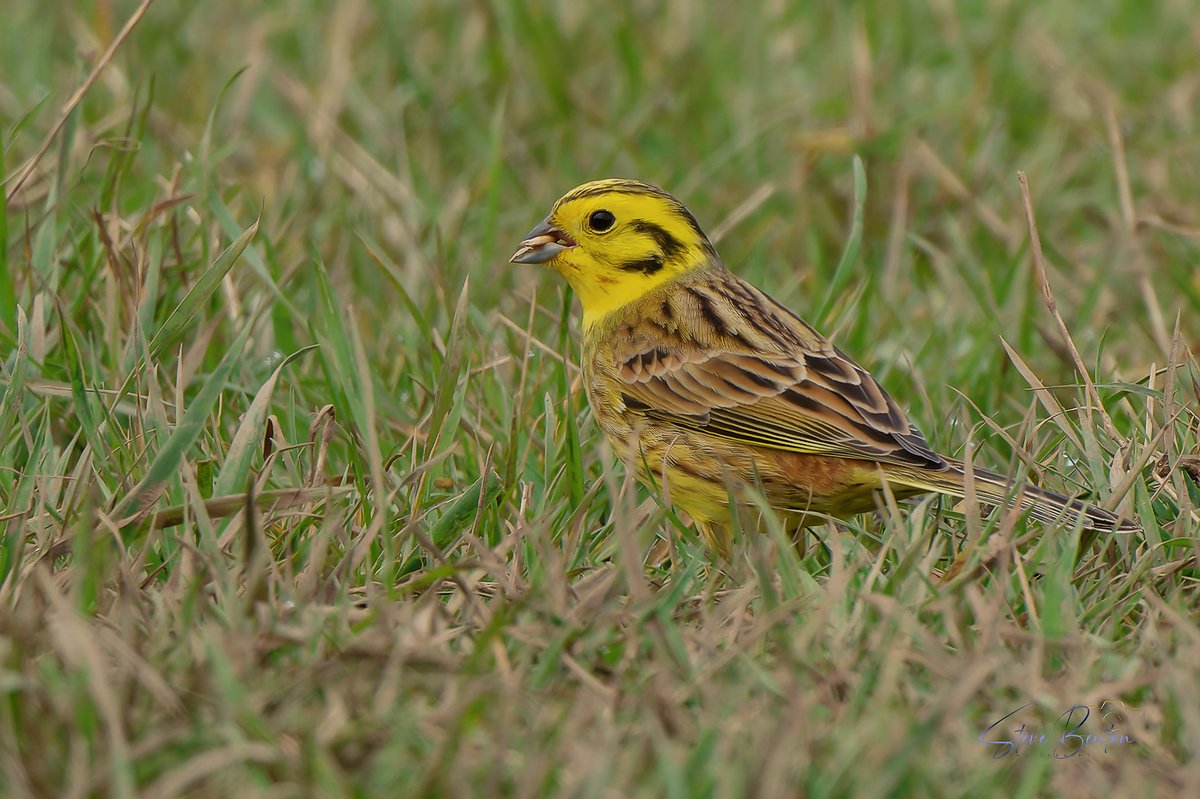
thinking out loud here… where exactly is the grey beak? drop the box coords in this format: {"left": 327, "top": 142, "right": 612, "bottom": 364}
{"left": 510, "top": 217, "right": 577, "bottom": 264}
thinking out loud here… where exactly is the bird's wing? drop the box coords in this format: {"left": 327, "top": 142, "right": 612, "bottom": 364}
{"left": 611, "top": 274, "right": 946, "bottom": 470}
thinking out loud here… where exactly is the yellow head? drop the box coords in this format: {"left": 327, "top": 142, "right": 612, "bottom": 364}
{"left": 510, "top": 179, "right": 718, "bottom": 329}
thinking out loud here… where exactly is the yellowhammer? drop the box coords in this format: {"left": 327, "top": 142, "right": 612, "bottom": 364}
{"left": 511, "top": 178, "right": 1138, "bottom": 556}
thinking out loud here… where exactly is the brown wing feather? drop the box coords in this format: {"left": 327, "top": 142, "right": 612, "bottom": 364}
{"left": 612, "top": 270, "right": 946, "bottom": 470}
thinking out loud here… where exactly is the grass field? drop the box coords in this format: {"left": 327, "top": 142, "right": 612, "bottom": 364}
{"left": 2, "top": 0, "right": 1199, "bottom": 796}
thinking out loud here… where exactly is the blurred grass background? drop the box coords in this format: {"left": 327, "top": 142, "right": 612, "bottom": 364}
{"left": 1, "top": 0, "right": 1198, "bottom": 796}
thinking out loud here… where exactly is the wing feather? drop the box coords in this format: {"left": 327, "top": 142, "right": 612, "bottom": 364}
{"left": 612, "top": 273, "right": 946, "bottom": 470}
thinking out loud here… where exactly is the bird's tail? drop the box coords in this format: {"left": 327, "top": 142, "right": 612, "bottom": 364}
{"left": 886, "top": 462, "right": 1139, "bottom": 533}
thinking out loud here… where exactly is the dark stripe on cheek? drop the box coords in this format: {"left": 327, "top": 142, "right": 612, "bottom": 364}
{"left": 631, "top": 220, "right": 685, "bottom": 259}
{"left": 619, "top": 255, "right": 664, "bottom": 274}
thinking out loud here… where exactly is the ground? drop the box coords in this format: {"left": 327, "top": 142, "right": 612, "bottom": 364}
{"left": 1, "top": 1, "right": 1198, "bottom": 796}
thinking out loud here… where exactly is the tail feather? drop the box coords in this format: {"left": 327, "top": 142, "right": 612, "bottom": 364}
{"left": 888, "top": 463, "right": 1139, "bottom": 533}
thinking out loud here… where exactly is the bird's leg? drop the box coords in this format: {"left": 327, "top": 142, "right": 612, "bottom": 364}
{"left": 789, "top": 526, "right": 809, "bottom": 559}
{"left": 695, "top": 520, "right": 733, "bottom": 561}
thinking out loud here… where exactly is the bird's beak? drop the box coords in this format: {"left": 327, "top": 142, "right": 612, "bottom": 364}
{"left": 510, "top": 217, "right": 577, "bottom": 264}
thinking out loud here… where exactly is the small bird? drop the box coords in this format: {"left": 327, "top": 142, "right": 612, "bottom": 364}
{"left": 511, "top": 179, "right": 1138, "bottom": 556}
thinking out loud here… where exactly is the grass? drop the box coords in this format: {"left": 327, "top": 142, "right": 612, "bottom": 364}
{"left": 1, "top": 0, "right": 1198, "bottom": 796}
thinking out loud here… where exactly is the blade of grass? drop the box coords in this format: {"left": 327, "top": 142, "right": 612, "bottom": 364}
{"left": 0, "top": 141, "right": 12, "bottom": 331}
{"left": 112, "top": 321, "right": 253, "bottom": 525}
{"left": 2, "top": 0, "right": 156, "bottom": 203}
{"left": 214, "top": 344, "right": 316, "bottom": 497}
{"left": 816, "top": 155, "right": 867, "bottom": 322}
{"left": 0, "top": 306, "right": 30, "bottom": 439}
{"left": 142, "top": 219, "right": 257, "bottom": 365}
{"left": 424, "top": 278, "right": 471, "bottom": 455}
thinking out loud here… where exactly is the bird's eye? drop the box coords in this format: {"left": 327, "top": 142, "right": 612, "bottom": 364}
{"left": 588, "top": 210, "right": 616, "bottom": 233}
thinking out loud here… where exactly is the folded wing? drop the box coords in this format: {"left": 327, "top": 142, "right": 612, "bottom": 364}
{"left": 614, "top": 275, "right": 947, "bottom": 471}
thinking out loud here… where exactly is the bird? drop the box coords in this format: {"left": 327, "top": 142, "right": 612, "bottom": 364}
{"left": 509, "top": 178, "right": 1138, "bottom": 557}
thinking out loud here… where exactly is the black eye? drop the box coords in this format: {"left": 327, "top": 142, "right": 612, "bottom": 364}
{"left": 588, "top": 209, "right": 616, "bottom": 232}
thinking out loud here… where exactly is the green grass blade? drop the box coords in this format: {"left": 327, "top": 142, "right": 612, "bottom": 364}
{"left": 817, "top": 155, "right": 867, "bottom": 322}
{"left": 0, "top": 306, "right": 29, "bottom": 438}
{"left": 428, "top": 470, "right": 503, "bottom": 550}
{"left": 424, "top": 279, "right": 471, "bottom": 454}
{"left": 214, "top": 345, "right": 316, "bottom": 498}
{"left": 112, "top": 322, "right": 253, "bottom": 524}
{"left": 143, "top": 219, "right": 258, "bottom": 363}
